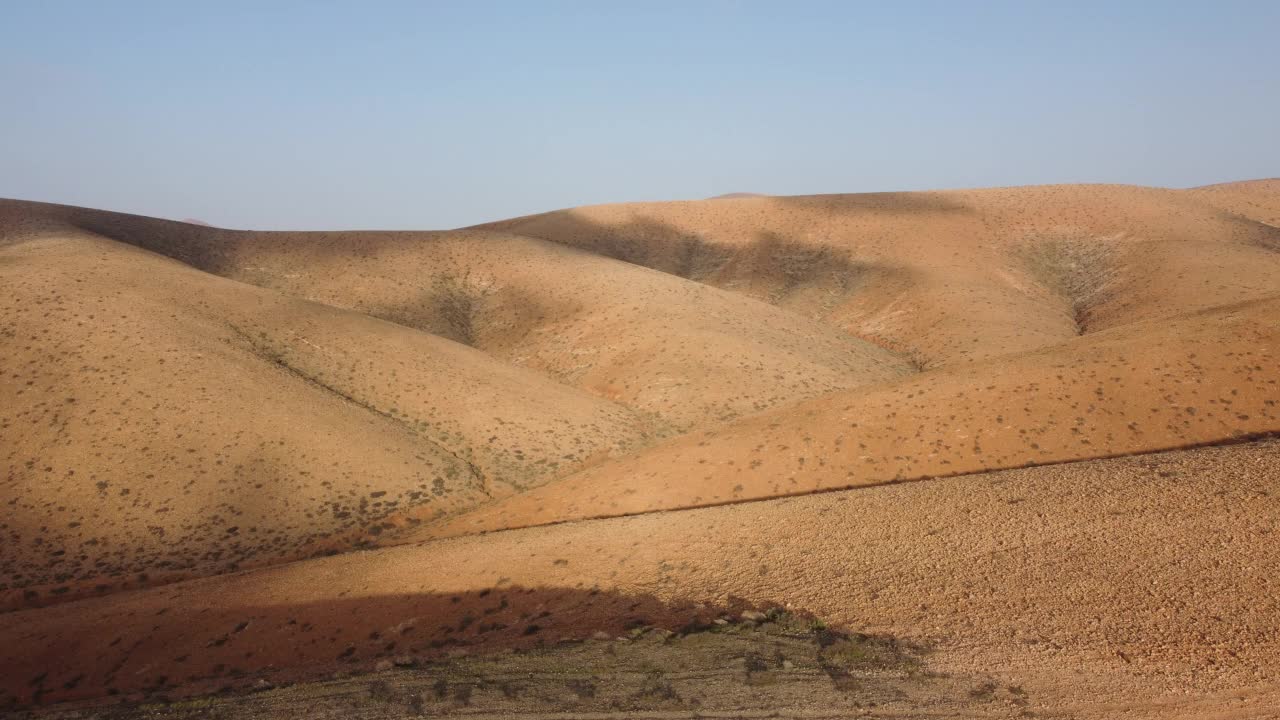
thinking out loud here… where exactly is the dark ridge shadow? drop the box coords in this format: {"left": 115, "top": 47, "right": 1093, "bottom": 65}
{"left": 1, "top": 198, "right": 452, "bottom": 280}
{"left": 0, "top": 201, "right": 551, "bottom": 361}
{"left": 472, "top": 190, "right": 971, "bottom": 237}
{"left": 0, "top": 585, "right": 938, "bottom": 712}
{"left": 0, "top": 198, "right": 244, "bottom": 275}
{"left": 763, "top": 190, "right": 972, "bottom": 215}
{"left": 0, "top": 435, "right": 461, "bottom": 614}
{"left": 1176, "top": 190, "right": 1280, "bottom": 252}
{"left": 474, "top": 211, "right": 902, "bottom": 316}
{"left": 0, "top": 197, "right": 909, "bottom": 355}
{"left": 465, "top": 189, "right": 969, "bottom": 298}
{"left": 83, "top": 206, "right": 232, "bottom": 272}
{"left": 358, "top": 269, "right": 551, "bottom": 353}
{"left": 1211, "top": 209, "right": 1280, "bottom": 253}
{"left": 716, "top": 229, "right": 874, "bottom": 303}
{"left": 464, "top": 211, "right": 930, "bottom": 368}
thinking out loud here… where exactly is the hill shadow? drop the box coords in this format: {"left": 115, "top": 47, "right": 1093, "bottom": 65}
{"left": 0, "top": 584, "right": 939, "bottom": 711}
{"left": 483, "top": 211, "right": 903, "bottom": 310}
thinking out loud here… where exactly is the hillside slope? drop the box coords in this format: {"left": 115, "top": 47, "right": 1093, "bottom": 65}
{"left": 1, "top": 200, "right": 913, "bottom": 430}
{"left": 3, "top": 181, "right": 1279, "bottom": 719}
{"left": 0, "top": 219, "right": 661, "bottom": 607}
{"left": 476, "top": 184, "right": 1280, "bottom": 367}
{"left": 1186, "top": 178, "right": 1280, "bottom": 227}
{"left": 422, "top": 294, "right": 1280, "bottom": 537}
{"left": 4, "top": 440, "right": 1277, "bottom": 718}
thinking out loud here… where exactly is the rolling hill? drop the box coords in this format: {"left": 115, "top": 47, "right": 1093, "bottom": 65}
{"left": 2, "top": 180, "right": 1278, "bottom": 718}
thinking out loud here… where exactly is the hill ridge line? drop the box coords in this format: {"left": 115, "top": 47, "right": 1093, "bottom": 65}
{"left": 223, "top": 321, "right": 494, "bottom": 499}
{"left": 427, "top": 431, "right": 1280, "bottom": 541}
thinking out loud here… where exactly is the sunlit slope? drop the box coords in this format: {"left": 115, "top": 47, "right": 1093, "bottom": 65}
{"left": 3, "top": 440, "right": 1276, "bottom": 712}
{"left": 223, "top": 230, "right": 914, "bottom": 428}
{"left": 3, "top": 182, "right": 1280, "bottom": 717}
{"left": 0, "top": 221, "right": 659, "bottom": 607}
{"left": 1185, "top": 178, "right": 1280, "bottom": 228}
{"left": 1, "top": 200, "right": 913, "bottom": 430}
{"left": 478, "top": 184, "right": 1280, "bottom": 368}
{"left": 424, "top": 295, "right": 1280, "bottom": 537}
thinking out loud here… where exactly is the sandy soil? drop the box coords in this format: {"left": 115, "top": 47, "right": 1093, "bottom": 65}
{"left": 0, "top": 220, "right": 664, "bottom": 608}
{"left": 1187, "top": 178, "right": 1280, "bottom": 227}
{"left": 2, "top": 180, "right": 1278, "bottom": 718}
{"left": 2, "top": 440, "right": 1278, "bottom": 717}
{"left": 422, "top": 295, "right": 1279, "bottom": 537}
{"left": 476, "top": 183, "right": 1280, "bottom": 366}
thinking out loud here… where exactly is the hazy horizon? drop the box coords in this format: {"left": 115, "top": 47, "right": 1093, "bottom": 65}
{"left": 3, "top": 1, "right": 1278, "bottom": 230}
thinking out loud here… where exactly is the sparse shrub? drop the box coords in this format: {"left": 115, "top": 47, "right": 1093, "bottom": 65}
{"left": 1017, "top": 233, "right": 1118, "bottom": 333}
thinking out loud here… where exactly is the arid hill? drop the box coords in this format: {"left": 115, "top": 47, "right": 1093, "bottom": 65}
{"left": 0, "top": 208, "right": 665, "bottom": 607}
{"left": 475, "top": 184, "right": 1280, "bottom": 367}
{"left": 1, "top": 180, "right": 1278, "bottom": 718}
{"left": 1186, "top": 178, "right": 1280, "bottom": 227}
{"left": 5, "top": 441, "right": 1278, "bottom": 717}
{"left": 424, "top": 295, "right": 1279, "bottom": 538}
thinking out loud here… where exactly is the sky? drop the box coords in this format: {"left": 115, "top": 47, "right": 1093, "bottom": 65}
{"left": 1, "top": 1, "right": 1277, "bottom": 230}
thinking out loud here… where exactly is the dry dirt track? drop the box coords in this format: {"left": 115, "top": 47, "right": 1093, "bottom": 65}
{"left": 2, "top": 181, "right": 1280, "bottom": 718}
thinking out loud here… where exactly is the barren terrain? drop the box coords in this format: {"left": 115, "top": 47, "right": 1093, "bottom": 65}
{"left": 2, "top": 180, "right": 1278, "bottom": 718}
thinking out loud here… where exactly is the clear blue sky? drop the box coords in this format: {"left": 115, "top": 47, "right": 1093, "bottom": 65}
{"left": 2, "top": 1, "right": 1277, "bottom": 229}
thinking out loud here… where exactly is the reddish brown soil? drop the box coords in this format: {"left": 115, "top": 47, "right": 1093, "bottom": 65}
{"left": 2, "top": 180, "right": 1279, "bottom": 717}
{"left": 3, "top": 441, "right": 1277, "bottom": 716}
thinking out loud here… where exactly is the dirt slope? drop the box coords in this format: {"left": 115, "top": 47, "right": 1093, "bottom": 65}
{"left": 206, "top": 229, "right": 912, "bottom": 429}
{"left": 3, "top": 181, "right": 1280, "bottom": 719}
{"left": 1186, "top": 178, "right": 1280, "bottom": 227}
{"left": 422, "top": 295, "right": 1280, "bottom": 537}
{"left": 477, "top": 184, "right": 1280, "bottom": 368}
{"left": 0, "top": 220, "right": 660, "bottom": 608}
{"left": 1, "top": 199, "right": 913, "bottom": 431}
{"left": 3, "top": 440, "right": 1277, "bottom": 718}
